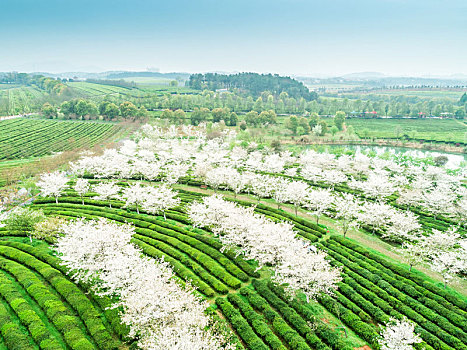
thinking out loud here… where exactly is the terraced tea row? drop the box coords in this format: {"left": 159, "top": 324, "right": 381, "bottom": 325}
{"left": 23, "top": 183, "right": 467, "bottom": 350}
{"left": 29, "top": 192, "right": 360, "bottom": 350}
{"left": 0, "top": 119, "right": 123, "bottom": 160}
{"left": 0, "top": 239, "right": 126, "bottom": 350}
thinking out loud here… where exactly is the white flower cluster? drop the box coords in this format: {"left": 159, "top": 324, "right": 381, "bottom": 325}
{"left": 188, "top": 194, "right": 341, "bottom": 301}
{"left": 56, "top": 218, "right": 233, "bottom": 350}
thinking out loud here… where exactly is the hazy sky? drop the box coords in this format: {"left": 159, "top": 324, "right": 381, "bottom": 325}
{"left": 1, "top": 0, "right": 466, "bottom": 76}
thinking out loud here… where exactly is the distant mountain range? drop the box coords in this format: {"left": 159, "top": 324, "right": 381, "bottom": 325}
{"left": 2, "top": 70, "right": 466, "bottom": 88}
{"left": 28, "top": 71, "right": 191, "bottom": 81}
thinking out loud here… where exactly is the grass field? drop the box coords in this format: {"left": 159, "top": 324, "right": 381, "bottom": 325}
{"left": 347, "top": 118, "right": 467, "bottom": 144}
{"left": 367, "top": 89, "right": 464, "bottom": 100}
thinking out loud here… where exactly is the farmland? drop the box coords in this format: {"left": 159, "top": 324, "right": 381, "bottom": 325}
{"left": 0, "top": 118, "right": 123, "bottom": 160}
{"left": 0, "top": 118, "right": 132, "bottom": 188}
{"left": 0, "top": 86, "right": 50, "bottom": 116}
{"left": 28, "top": 183, "right": 467, "bottom": 350}
{"left": 346, "top": 118, "right": 467, "bottom": 144}
{"left": 1, "top": 123, "right": 466, "bottom": 350}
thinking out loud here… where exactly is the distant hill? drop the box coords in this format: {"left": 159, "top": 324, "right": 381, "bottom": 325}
{"left": 105, "top": 71, "right": 190, "bottom": 81}
{"left": 297, "top": 75, "right": 467, "bottom": 88}
{"left": 188, "top": 72, "right": 318, "bottom": 101}
{"left": 341, "top": 72, "right": 386, "bottom": 79}
{"left": 28, "top": 71, "right": 191, "bottom": 82}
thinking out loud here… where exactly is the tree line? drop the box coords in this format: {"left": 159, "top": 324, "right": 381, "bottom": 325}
{"left": 42, "top": 99, "right": 148, "bottom": 120}
{"left": 188, "top": 72, "right": 318, "bottom": 101}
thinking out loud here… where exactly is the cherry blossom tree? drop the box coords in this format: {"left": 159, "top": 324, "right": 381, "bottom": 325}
{"left": 421, "top": 185, "right": 456, "bottom": 220}
{"left": 74, "top": 178, "right": 90, "bottom": 205}
{"left": 162, "top": 163, "right": 190, "bottom": 185}
{"left": 398, "top": 241, "right": 426, "bottom": 272}
{"left": 249, "top": 174, "right": 274, "bottom": 202}
{"left": 188, "top": 194, "right": 341, "bottom": 301}
{"left": 304, "top": 188, "right": 334, "bottom": 224}
{"left": 224, "top": 169, "right": 249, "bottom": 198}
{"left": 387, "top": 211, "right": 421, "bottom": 242}
{"left": 271, "top": 177, "right": 291, "bottom": 209}
{"left": 416, "top": 227, "right": 467, "bottom": 287}
{"left": 397, "top": 189, "right": 423, "bottom": 211}
{"left": 0, "top": 206, "right": 7, "bottom": 228}
{"left": 140, "top": 161, "right": 161, "bottom": 182}
{"left": 37, "top": 171, "right": 69, "bottom": 204}
{"left": 284, "top": 181, "right": 309, "bottom": 215}
{"left": 205, "top": 167, "right": 229, "bottom": 192}
{"left": 430, "top": 251, "right": 466, "bottom": 288}
{"left": 56, "top": 218, "right": 233, "bottom": 350}
{"left": 358, "top": 202, "right": 393, "bottom": 235}
{"left": 142, "top": 184, "right": 181, "bottom": 220}
{"left": 379, "top": 317, "right": 422, "bottom": 350}
{"left": 349, "top": 172, "right": 395, "bottom": 201}
{"left": 333, "top": 193, "right": 362, "bottom": 238}
{"left": 121, "top": 183, "right": 148, "bottom": 214}
{"left": 93, "top": 182, "right": 120, "bottom": 208}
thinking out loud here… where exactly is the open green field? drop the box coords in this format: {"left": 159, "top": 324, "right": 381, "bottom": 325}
{"left": 347, "top": 118, "right": 467, "bottom": 144}
{"left": 366, "top": 89, "right": 464, "bottom": 100}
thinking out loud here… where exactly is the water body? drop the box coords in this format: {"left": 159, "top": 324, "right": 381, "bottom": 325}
{"left": 322, "top": 144, "right": 467, "bottom": 169}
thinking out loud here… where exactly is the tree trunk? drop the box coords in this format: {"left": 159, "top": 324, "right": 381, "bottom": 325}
{"left": 409, "top": 264, "right": 413, "bottom": 272}
{"left": 109, "top": 203, "right": 112, "bottom": 208}
{"left": 163, "top": 212, "right": 166, "bottom": 220}
{"left": 295, "top": 206, "right": 298, "bottom": 216}
{"left": 55, "top": 197, "right": 58, "bottom": 204}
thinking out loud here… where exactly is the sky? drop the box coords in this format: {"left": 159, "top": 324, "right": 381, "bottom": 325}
{"left": 1, "top": 0, "right": 466, "bottom": 77}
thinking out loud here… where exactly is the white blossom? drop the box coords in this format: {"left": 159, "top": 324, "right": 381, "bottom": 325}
{"left": 37, "top": 171, "right": 69, "bottom": 204}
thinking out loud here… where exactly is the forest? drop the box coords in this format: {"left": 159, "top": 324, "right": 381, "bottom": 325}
{"left": 188, "top": 72, "right": 318, "bottom": 101}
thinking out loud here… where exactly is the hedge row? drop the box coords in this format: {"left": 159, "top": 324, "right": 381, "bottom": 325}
{"left": 0, "top": 272, "right": 64, "bottom": 349}
{"left": 36, "top": 198, "right": 256, "bottom": 280}
{"left": 251, "top": 280, "right": 330, "bottom": 350}
{"left": 0, "top": 256, "right": 96, "bottom": 349}
{"left": 0, "top": 241, "right": 129, "bottom": 342}
{"left": 37, "top": 203, "right": 243, "bottom": 290}
{"left": 0, "top": 245, "right": 121, "bottom": 349}
{"left": 216, "top": 297, "right": 269, "bottom": 350}
{"left": 0, "top": 300, "right": 36, "bottom": 350}
{"left": 325, "top": 239, "right": 467, "bottom": 330}
{"left": 323, "top": 243, "right": 466, "bottom": 350}
{"left": 40, "top": 208, "right": 220, "bottom": 297}
{"left": 240, "top": 287, "right": 327, "bottom": 350}
{"left": 227, "top": 294, "right": 287, "bottom": 350}
{"left": 329, "top": 236, "right": 467, "bottom": 313}
{"left": 267, "top": 282, "right": 355, "bottom": 350}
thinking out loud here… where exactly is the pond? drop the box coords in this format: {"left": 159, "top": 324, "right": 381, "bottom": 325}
{"left": 318, "top": 144, "right": 467, "bottom": 169}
